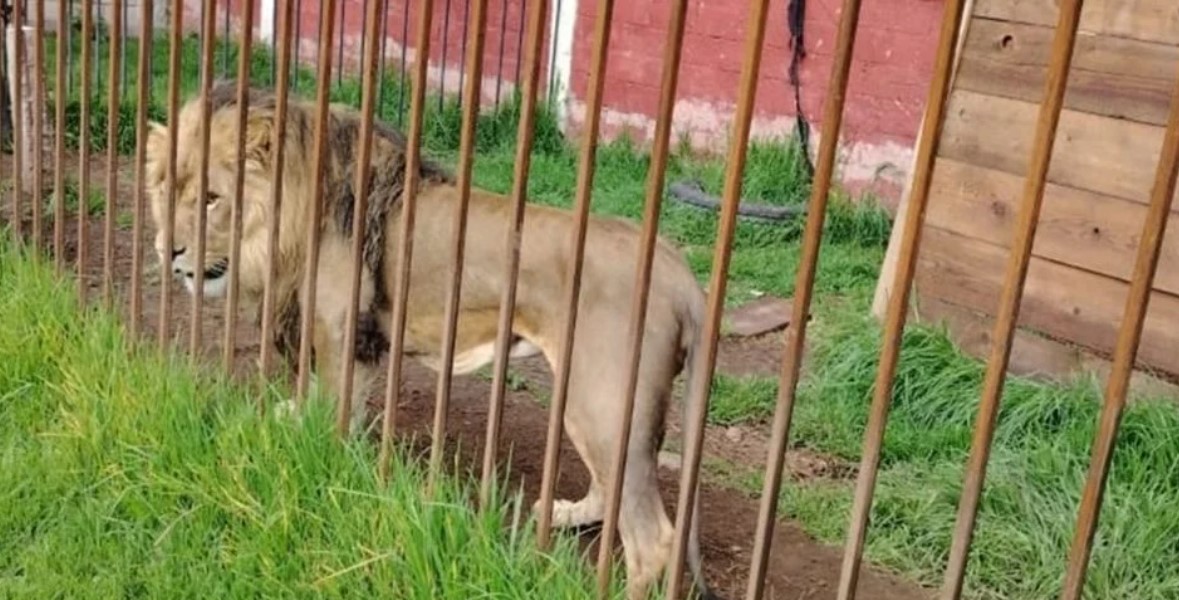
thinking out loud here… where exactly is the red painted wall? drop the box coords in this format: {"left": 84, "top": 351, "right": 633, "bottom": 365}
{"left": 190, "top": 0, "right": 943, "bottom": 200}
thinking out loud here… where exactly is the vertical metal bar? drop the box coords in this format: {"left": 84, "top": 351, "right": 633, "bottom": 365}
{"left": 395, "top": 0, "right": 408, "bottom": 126}
{"left": 257, "top": 0, "right": 294, "bottom": 382}
{"left": 440, "top": 0, "right": 452, "bottom": 110}
{"left": 32, "top": 0, "right": 46, "bottom": 252}
{"left": 358, "top": 0, "right": 368, "bottom": 85}
{"left": 546, "top": 0, "right": 559, "bottom": 98}
{"left": 120, "top": 0, "right": 126, "bottom": 100}
{"left": 478, "top": 0, "right": 546, "bottom": 508}
{"left": 11, "top": 0, "right": 25, "bottom": 242}
{"left": 378, "top": 0, "right": 434, "bottom": 481}
{"left": 592, "top": 0, "right": 689, "bottom": 593}
{"left": 223, "top": 0, "right": 256, "bottom": 370}
{"left": 534, "top": 0, "right": 615, "bottom": 550}
{"left": 376, "top": 0, "right": 389, "bottom": 114}
{"left": 745, "top": 0, "right": 964, "bottom": 597}
{"left": 492, "top": 0, "right": 505, "bottom": 109}
{"left": 337, "top": 0, "right": 386, "bottom": 436}
{"left": 53, "top": 0, "right": 68, "bottom": 273}
{"left": 292, "top": 0, "right": 338, "bottom": 402}
{"left": 157, "top": 0, "right": 183, "bottom": 350}
{"left": 98, "top": 0, "right": 105, "bottom": 91}
{"left": 1057, "top": 58, "right": 1179, "bottom": 600}
{"left": 662, "top": 0, "right": 771, "bottom": 595}
{"left": 188, "top": 0, "right": 218, "bottom": 356}
{"left": 77, "top": 0, "right": 93, "bottom": 304}
{"left": 456, "top": 0, "right": 467, "bottom": 108}
{"left": 271, "top": 0, "right": 280, "bottom": 84}
{"left": 128, "top": 0, "right": 153, "bottom": 338}
{"left": 221, "top": 0, "right": 230, "bottom": 77}
{"left": 335, "top": 0, "right": 344, "bottom": 86}
{"left": 513, "top": 0, "right": 523, "bottom": 86}
{"left": 425, "top": 0, "right": 489, "bottom": 490}
{"left": 934, "top": 3, "right": 1085, "bottom": 599}
{"left": 66, "top": 0, "right": 73, "bottom": 94}
{"left": 294, "top": 0, "right": 303, "bottom": 85}
{"left": 101, "top": 0, "right": 122, "bottom": 308}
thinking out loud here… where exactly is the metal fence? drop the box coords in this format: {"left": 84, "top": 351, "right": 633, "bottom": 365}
{"left": 1, "top": 0, "right": 1176, "bottom": 598}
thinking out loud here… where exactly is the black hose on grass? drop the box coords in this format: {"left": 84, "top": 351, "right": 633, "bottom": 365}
{"left": 667, "top": 179, "right": 806, "bottom": 223}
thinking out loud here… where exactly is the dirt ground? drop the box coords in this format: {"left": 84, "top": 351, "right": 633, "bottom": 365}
{"left": 3, "top": 154, "right": 931, "bottom": 600}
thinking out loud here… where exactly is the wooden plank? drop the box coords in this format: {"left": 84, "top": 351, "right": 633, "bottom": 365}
{"left": 916, "top": 296, "right": 1179, "bottom": 396}
{"left": 974, "top": 0, "right": 1179, "bottom": 46}
{"left": 927, "top": 157, "right": 1179, "bottom": 295}
{"left": 914, "top": 226, "right": 1179, "bottom": 377}
{"left": 940, "top": 89, "right": 1174, "bottom": 204}
{"left": 956, "top": 18, "right": 1179, "bottom": 125}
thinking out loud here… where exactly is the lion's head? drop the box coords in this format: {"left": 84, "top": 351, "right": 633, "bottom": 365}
{"left": 144, "top": 83, "right": 313, "bottom": 302}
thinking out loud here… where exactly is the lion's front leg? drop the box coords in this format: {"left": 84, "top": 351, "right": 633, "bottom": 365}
{"left": 309, "top": 315, "right": 377, "bottom": 437}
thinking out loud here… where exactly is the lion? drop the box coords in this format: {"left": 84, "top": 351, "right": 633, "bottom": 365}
{"left": 144, "top": 81, "right": 719, "bottom": 600}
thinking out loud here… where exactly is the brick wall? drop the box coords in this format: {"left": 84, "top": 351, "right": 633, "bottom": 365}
{"left": 186, "top": 0, "right": 944, "bottom": 203}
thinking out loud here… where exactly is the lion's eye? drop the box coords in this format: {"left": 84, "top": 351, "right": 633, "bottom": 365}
{"left": 205, "top": 192, "right": 220, "bottom": 207}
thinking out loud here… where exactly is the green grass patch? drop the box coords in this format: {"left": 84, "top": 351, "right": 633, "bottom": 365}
{"left": 0, "top": 236, "right": 625, "bottom": 598}
{"left": 706, "top": 295, "right": 1179, "bottom": 600}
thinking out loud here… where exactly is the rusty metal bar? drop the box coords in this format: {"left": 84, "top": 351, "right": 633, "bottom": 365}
{"left": 744, "top": 0, "right": 938, "bottom": 592}
{"left": 222, "top": 0, "right": 257, "bottom": 370}
{"left": 493, "top": 0, "right": 506, "bottom": 109}
{"left": 513, "top": 0, "right": 523, "bottom": 86}
{"left": 936, "top": 2, "right": 1085, "bottom": 598}
{"left": 128, "top": 0, "right": 153, "bottom": 339}
{"left": 188, "top": 0, "right": 219, "bottom": 356}
{"left": 11, "top": 0, "right": 24, "bottom": 243}
{"left": 396, "top": 0, "right": 409, "bottom": 126}
{"left": 425, "top": 0, "right": 490, "bottom": 490}
{"left": 1056, "top": 52, "right": 1179, "bottom": 600}
{"left": 592, "top": 0, "right": 689, "bottom": 593}
{"left": 32, "top": 0, "right": 46, "bottom": 252}
{"left": 292, "top": 0, "right": 339, "bottom": 401}
{"left": 157, "top": 0, "right": 184, "bottom": 350}
{"left": 257, "top": 0, "right": 295, "bottom": 383}
{"left": 439, "top": 0, "right": 451, "bottom": 107}
{"left": 53, "top": 0, "right": 67, "bottom": 273}
{"left": 336, "top": 0, "right": 387, "bottom": 437}
{"left": 77, "top": 0, "right": 93, "bottom": 304}
{"left": 378, "top": 0, "right": 436, "bottom": 481}
{"left": 101, "top": 0, "right": 122, "bottom": 309}
{"left": 534, "top": 0, "right": 616, "bottom": 550}
{"left": 478, "top": 0, "right": 547, "bottom": 508}
{"left": 662, "top": 0, "right": 771, "bottom": 595}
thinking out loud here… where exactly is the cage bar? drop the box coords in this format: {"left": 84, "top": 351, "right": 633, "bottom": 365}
{"left": 189, "top": 0, "right": 220, "bottom": 356}
{"left": 223, "top": 0, "right": 258, "bottom": 370}
{"left": 32, "top": 0, "right": 46, "bottom": 252}
{"left": 158, "top": 0, "right": 184, "bottom": 350}
{"left": 53, "top": 0, "right": 69, "bottom": 273}
{"left": 77, "top": 0, "right": 94, "bottom": 304}
{"left": 336, "top": 0, "right": 388, "bottom": 437}
{"left": 128, "top": 0, "right": 153, "bottom": 338}
{"left": 426, "top": 0, "right": 491, "bottom": 487}
{"left": 478, "top": 0, "right": 548, "bottom": 508}
{"left": 591, "top": 0, "right": 689, "bottom": 593}
{"left": 936, "top": 2, "right": 1086, "bottom": 598}
{"left": 1056, "top": 50, "right": 1179, "bottom": 600}
{"left": 378, "top": 0, "right": 437, "bottom": 480}
{"left": 534, "top": 0, "right": 616, "bottom": 551}
{"left": 101, "top": 0, "right": 122, "bottom": 308}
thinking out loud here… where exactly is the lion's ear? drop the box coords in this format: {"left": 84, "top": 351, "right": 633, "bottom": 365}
{"left": 242, "top": 111, "right": 275, "bottom": 170}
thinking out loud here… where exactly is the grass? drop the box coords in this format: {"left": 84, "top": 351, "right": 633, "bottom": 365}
{"left": 0, "top": 235, "right": 627, "bottom": 598}
{"left": 21, "top": 26, "right": 1179, "bottom": 600}
{"left": 703, "top": 294, "right": 1179, "bottom": 600}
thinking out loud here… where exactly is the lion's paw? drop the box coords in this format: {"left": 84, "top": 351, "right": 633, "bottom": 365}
{"left": 532, "top": 497, "right": 604, "bottom": 529}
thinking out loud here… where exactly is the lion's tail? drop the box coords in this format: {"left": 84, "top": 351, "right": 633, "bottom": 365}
{"left": 679, "top": 303, "right": 722, "bottom": 600}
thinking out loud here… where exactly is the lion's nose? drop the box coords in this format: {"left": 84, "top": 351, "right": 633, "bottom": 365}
{"left": 171, "top": 247, "right": 186, "bottom": 259}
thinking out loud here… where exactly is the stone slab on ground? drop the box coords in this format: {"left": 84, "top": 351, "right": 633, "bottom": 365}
{"left": 723, "top": 295, "right": 795, "bottom": 337}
